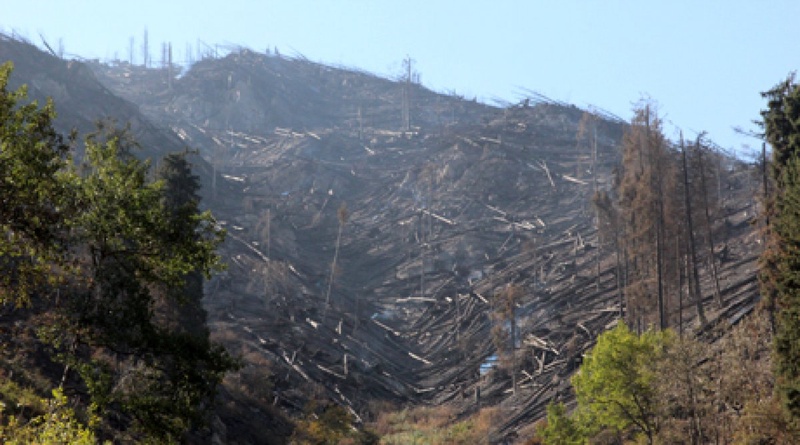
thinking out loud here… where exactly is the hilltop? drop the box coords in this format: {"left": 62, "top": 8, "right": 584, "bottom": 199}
{"left": 0, "top": 37, "right": 765, "bottom": 443}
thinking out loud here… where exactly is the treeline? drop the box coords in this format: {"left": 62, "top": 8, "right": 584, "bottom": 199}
{"left": 592, "top": 100, "right": 730, "bottom": 332}
{"left": 535, "top": 79, "right": 800, "bottom": 443}
{"left": 537, "top": 314, "right": 784, "bottom": 443}
{"left": 0, "top": 61, "right": 236, "bottom": 443}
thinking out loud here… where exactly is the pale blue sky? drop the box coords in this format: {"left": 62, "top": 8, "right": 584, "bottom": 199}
{"left": 2, "top": 1, "right": 798, "bottom": 155}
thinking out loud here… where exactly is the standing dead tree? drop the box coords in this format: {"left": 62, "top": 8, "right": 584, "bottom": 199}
{"left": 593, "top": 190, "right": 624, "bottom": 318}
{"left": 681, "top": 134, "right": 708, "bottom": 326}
{"left": 617, "top": 102, "right": 681, "bottom": 330}
{"left": 691, "top": 135, "right": 723, "bottom": 308}
{"left": 142, "top": 28, "right": 149, "bottom": 68}
{"left": 325, "top": 202, "right": 349, "bottom": 314}
{"left": 492, "top": 284, "right": 522, "bottom": 395}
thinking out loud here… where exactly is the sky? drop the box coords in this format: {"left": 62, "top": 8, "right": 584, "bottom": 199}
{"left": 2, "top": 1, "right": 798, "bottom": 156}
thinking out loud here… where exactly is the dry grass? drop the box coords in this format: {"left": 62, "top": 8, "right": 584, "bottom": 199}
{"left": 372, "top": 405, "right": 502, "bottom": 445}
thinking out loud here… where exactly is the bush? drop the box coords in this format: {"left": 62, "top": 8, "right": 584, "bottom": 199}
{"left": 0, "top": 388, "right": 100, "bottom": 445}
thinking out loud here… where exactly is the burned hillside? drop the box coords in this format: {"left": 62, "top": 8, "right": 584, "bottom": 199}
{"left": 0, "top": 38, "right": 766, "bottom": 443}
{"left": 0, "top": 34, "right": 199, "bottom": 166}
{"left": 87, "top": 49, "right": 765, "bottom": 442}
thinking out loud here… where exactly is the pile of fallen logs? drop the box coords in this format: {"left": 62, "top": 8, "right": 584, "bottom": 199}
{"left": 85, "top": 51, "right": 765, "bottom": 443}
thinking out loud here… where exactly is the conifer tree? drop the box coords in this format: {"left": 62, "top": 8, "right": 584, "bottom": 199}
{"left": 760, "top": 74, "right": 800, "bottom": 420}
{"left": 0, "top": 62, "right": 236, "bottom": 441}
{"left": 617, "top": 102, "right": 681, "bottom": 330}
{"left": 0, "top": 61, "right": 71, "bottom": 306}
{"left": 43, "top": 127, "right": 234, "bottom": 442}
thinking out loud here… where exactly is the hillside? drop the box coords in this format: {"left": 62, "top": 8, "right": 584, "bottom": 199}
{"left": 1, "top": 38, "right": 765, "bottom": 443}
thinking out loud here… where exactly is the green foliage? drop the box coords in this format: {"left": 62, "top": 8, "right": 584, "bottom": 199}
{"left": 761, "top": 74, "right": 800, "bottom": 174}
{"left": 540, "top": 322, "right": 673, "bottom": 444}
{"left": 0, "top": 63, "right": 235, "bottom": 442}
{"left": 46, "top": 130, "right": 234, "bottom": 441}
{"left": 534, "top": 312, "right": 796, "bottom": 444}
{"left": 73, "top": 133, "right": 224, "bottom": 288}
{"left": 536, "top": 403, "right": 583, "bottom": 445}
{"left": 572, "top": 322, "right": 672, "bottom": 440}
{"left": 0, "top": 61, "right": 72, "bottom": 306}
{"left": 292, "top": 403, "right": 378, "bottom": 445}
{"left": 770, "top": 153, "right": 800, "bottom": 420}
{"left": 761, "top": 75, "right": 800, "bottom": 422}
{"left": 0, "top": 388, "right": 101, "bottom": 445}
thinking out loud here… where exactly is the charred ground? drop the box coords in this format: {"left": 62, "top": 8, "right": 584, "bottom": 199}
{"left": 1, "top": 37, "right": 764, "bottom": 443}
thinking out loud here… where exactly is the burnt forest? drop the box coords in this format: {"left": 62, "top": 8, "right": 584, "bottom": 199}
{"left": 1, "top": 33, "right": 795, "bottom": 444}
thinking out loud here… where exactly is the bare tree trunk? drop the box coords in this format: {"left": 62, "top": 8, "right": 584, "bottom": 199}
{"left": 681, "top": 139, "right": 707, "bottom": 325}
{"left": 265, "top": 209, "right": 270, "bottom": 259}
{"left": 623, "top": 237, "right": 629, "bottom": 321}
{"left": 762, "top": 142, "right": 776, "bottom": 333}
{"left": 419, "top": 210, "right": 425, "bottom": 298}
{"left": 168, "top": 42, "right": 173, "bottom": 90}
{"left": 142, "top": 28, "right": 149, "bottom": 68}
{"left": 677, "top": 235, "right": 684, "bottom": 337}
{"left": 645, "top": 109, "right": 666, "bottom": 330}
{"left": 656, "top": 212, "right": 666, "bottom": 330}
{"left": 696, "top": 146, "right": 722, "bottom": 307}
{"left": 326, "top": 222, "right": 343, "bottom": 307}
{"left": 594, "top": 124, "right": 601, "bottom": 292}
{"left": 326, "top": 204, "right": 349, "bottom": 319}
{"left": 616, "top": 236, "right": 624, "bottom": 319}
{"left": 511, "top": 302, "right": 517, "bottom": 395}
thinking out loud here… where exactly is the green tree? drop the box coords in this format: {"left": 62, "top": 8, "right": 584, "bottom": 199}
{"left": 155, "top": 151, "right": 213, "bottom": 338}
{"left": 41, "top": 128, "right": 234, "bottom": 442}
{"left": 0, "top": 388, "right": 100, "bottom": 445}
{"left": 536, "top": 402, "right": 583, "bottom": 445}
{"left": 570, "top": 322, "right": 672, "bottom": 444}
{"left": 760, "top": 74, "right": 800, "bottom": 421}
{"left": 0, "top": 63, "right": 235, "bottom": 442}
{"left": 0, "top": 61, "right": 71, "bottom": 306}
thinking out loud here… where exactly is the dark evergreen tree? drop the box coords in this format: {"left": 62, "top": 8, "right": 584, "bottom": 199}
{"left": 1, "top": 63, "right": 237, "bottom": 442}
{"left": 0, "top": 61, "right": 71, "bottom": 306}
{"left": 42, "top": 127, "right": 234, "bottom": 442}
{"left": 156, "top": 151, "right": 211, "bottom": 338}
{"left": 760, "top": 74, "right": 800, "bottom": 421}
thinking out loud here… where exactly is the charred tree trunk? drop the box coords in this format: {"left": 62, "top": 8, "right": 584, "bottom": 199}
{"left": 681, "top": 140, "right": 707, "bottom": 326}
{"left": 696, "top": 145, "right": 723, "bottom": 307}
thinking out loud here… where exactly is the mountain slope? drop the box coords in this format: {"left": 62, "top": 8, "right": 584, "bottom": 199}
{"left": 0, "top": 39, "right": 764, "bottom": 443}
{"left": 90, "top": 49, "right": 764, "bottom": 442}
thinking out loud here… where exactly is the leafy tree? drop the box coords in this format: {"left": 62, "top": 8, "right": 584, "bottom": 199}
{"left": 570, "top": 322, "right": 672, "bottom": 444}
{"left": 760, "top": 74, "right": 800, "bottom": 422}
{"left": 0, "top": 61, "right": 235, "bottom": 443}
{"left": 155, "top": 151, "right": 214, "bottom": 338}
{"left": 38, "top": 127, "right": 234, "bottom": 442}
{"left": 0, "top": 388, "right": 101, "bottom": 445}
{"left": 0, "top": 61, "right": 71, "bottom": 307}
{"left": 536, "top": 403, "right": 583, "bottom": 445}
